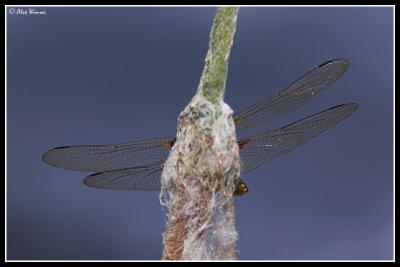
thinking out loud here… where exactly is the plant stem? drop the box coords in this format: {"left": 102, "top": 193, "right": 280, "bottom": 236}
{"left": 197, "top": 7, "right": 239, "bottom": 103}
{"left": 160, "top": 7, "right": 240, "bottom": 261}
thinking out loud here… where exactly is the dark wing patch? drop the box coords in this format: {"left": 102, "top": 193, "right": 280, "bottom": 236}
{"left": 238, "top": 138, "right": 253, "bottom": 149}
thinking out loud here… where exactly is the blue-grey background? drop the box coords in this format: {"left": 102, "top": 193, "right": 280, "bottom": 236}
{"left": 7, "top": 7, "right": 393, "bottom": 260}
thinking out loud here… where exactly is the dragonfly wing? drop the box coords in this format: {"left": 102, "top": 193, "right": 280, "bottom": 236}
{"left": 42, "top": 137, "right": 174, "bottom": 172}
{"left": 234, "top": 59, "right": 350, "bottom": 135}
{"left": 239, "top": 103, "right": 358, "bottom": 174}
{"left": 83, "top": 163, "right": 163, "bottom": 190}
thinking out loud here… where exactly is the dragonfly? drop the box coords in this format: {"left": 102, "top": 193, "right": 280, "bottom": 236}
{"left": 42, "top": 58, "right": 358, "bottom": 196}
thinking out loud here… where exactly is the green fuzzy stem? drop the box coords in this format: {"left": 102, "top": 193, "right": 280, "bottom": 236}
{"left": 197, "top": 7, "right": 239, "bottom": 104}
